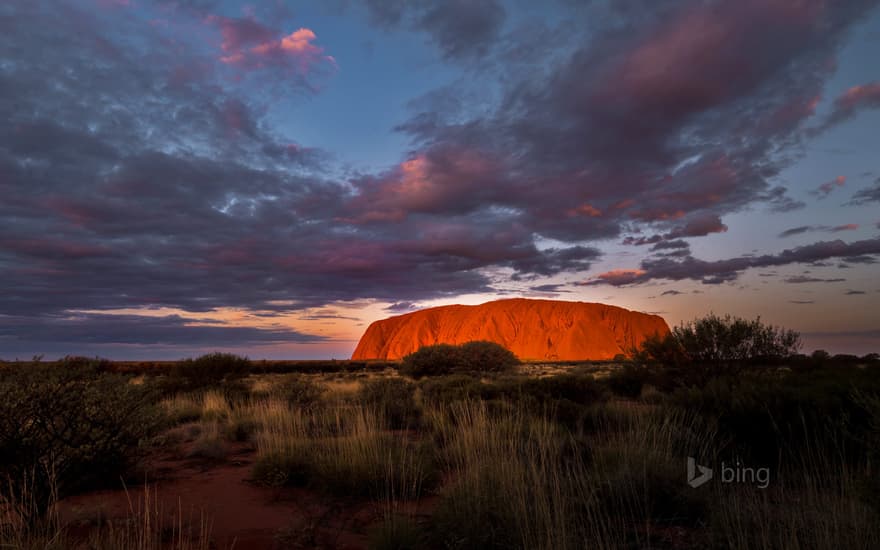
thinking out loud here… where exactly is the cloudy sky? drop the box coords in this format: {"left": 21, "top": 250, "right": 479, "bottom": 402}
{"left": 2, "top": 0, "right": 879, "bottom": 360}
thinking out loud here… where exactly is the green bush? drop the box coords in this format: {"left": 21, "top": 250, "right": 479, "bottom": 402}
{"left": 358, "top": 377, "right": 420, "bottom": 429}
{"left": 401, "top": 341, "right": 519, "bottom": 378}
{"left": 0, "top": 362, "right": 162, "bottom": 519}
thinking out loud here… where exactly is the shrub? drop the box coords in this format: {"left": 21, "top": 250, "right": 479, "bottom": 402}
{"left": 605, "top": 365, "right": 650, "bottom": 398}
{"left": 634, "top": 332, "right": 689, "bottom": 368}
{"left": 512, "top": 373, "right": 607, "bottom": 407}
{"left": 458, "top": 341, "right": 520, "bottom": 373}
{"left": 163, "top": 352, "right": 250, "bottom": 394}
{"left": 0, "top": 363, "right": 162, "bottom": 519}
{"left": 276, "top": 374, "right": 324, "bottom": 408}
{"left": 400, "top": 344, "right": 463, "bottom": 377}
{"left": 666, "top": 367, "right": 880, "bottom": 467}
{"left": 419, "top": 375, "right": 486, "bottom": 406}
{"left": 401, "top": 341, "right": 519, "bottom": 378}
{"left": 675, "top": 314, "right": 800, "bottom": 367}
{"left": 358, "top": 377, "right": 420, "bottom": 429}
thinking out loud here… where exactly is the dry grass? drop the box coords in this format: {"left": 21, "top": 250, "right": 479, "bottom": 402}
{"left": 1, "top": 473, "right": 214, "bottom": 550}
{"left": 7, "top": 366, "right": 876, "bottom": 549}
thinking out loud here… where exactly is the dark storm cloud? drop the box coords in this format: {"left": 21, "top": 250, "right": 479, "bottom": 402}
{"left": 0, "top": 313, "right": 322, "bottom": 346}
{"left": 784, "top": 275, "right": 846, "bottom": 284}
{"left": 650, "top": 240, "right": 690, "bottom": 251}
{"left": 624, "top": 214, "right": 727, "bottom": 246}
{"left": 393, "top": 0, "right": 876, "bottom": 246}
{"left": 778, "top": 224, "right": 860, "bottom": 237}
{"left": 814, "top": 82, "right": 880, "bottom": 131}
{"left": 811, "top": 175, "right": 847, "bottom": 198}
{"left": 587, "top": 237, "right": 880, "bottom": 286}
{"left": 363, "top": 0, "right": 505, "bottom": 60}
{"left": 660, "top": 290, "right": 684, "bottom": 296}
{"left": 529, "top": 284, "right": 570, "bottom": 294}
{"left": 384, "top": 302, "right": 420, "bottom": 313}
{"left": 779, "top": 226, "right": 814, "bottom": 238}
{"left": 847, "top": 178, "right": 880, "bottom": 205}
{"left": 3, "top": 0, "right": 880, "bottom": 353}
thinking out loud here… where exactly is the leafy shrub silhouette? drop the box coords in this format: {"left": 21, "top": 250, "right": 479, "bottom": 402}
{"left": 667, "top": 364, "right": 880, "bottom": 467}
{"left": 401, "top": 341, "right": 519, "bottom": 377}
{"left": 457, "top": 341, "right": 520, "bottom": 373}
{"left": 606, "top": 365, "right": 650, "bottom": 398}
{"left": 636, "top": 314, "right": 801, "bottom": 377}
{"left": 163, "top": 352, "right": 250, "bottom": 394}
{"left": 0, "top": 361, "right": 162, "bottom": 520}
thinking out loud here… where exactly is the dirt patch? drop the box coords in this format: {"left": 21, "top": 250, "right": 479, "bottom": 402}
{"left": 57, "top": 440, "right": 405, "bottom": 549}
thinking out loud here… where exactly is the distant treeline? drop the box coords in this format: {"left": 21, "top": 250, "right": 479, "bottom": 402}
{"left": 0, "top": 356, "right": 399, "bottom": 375}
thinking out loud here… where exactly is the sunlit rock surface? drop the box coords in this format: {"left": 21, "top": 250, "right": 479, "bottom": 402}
{"left": 352, "top": 298, "right": 670, "bottom": 361}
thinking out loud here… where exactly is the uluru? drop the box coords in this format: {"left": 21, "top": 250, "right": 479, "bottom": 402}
{"left": 352, "top": 298, "right": 670, "bottom": 361}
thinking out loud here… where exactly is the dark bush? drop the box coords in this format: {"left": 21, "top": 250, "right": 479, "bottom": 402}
{"left": 419, "top": 375, "right": 487, "bottom": 406}
{"left": 485, "top": 373, "right": 609, "bottom": 429}
{"left": 606, "top": 365, "right": 650, "bottom": 398}
{"left": 634, "top": 332, "right": 690, "bottom": 368}
{"left": 163, "top": 352, "right": 250, "bottom": 394}
{"left": 675, "top": 314, "right": 800, "bottom": 367}
{"left": 401, "top": 341, "right": 519, "bottom": 378}
{"left": 400, "top": 344, "right": 464, "bottom": 377}
{"left": 0, "top": 363, "right": 162, "bottom": 519}
{"left": 667, "top": 365, "right": 880, "bottom": 467}
{"left": 358, "top": 377, "right": 420, "bottom": 429}
{"left": 457, "top": 341, "right": 520, "bottom": 373}
{"left": 276, "top": 374, "right": 324, "bottom": 408}
{"left": 514, "top": 373, "right": 607, "bottom": 406}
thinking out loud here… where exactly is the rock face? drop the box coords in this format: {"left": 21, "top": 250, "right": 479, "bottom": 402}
{"left": 351, "top": 298, "right": 670, "bottom": 361}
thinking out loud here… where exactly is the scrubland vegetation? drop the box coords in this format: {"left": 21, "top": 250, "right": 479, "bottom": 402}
{"left": 1, "top": 318, "right": 879, "bottom": 549}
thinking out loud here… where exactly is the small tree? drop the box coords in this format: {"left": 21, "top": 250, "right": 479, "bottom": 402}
{"left": 638, "top": 314, "right": 801, "bottom": 371}
{"left": 676, "top": 314, "right": 800, "bottom": 366}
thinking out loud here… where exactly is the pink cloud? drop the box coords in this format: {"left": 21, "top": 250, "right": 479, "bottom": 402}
{"left": 208, "top": 18, "right": 336, "bottom": 78}
{"left": 595, "top": 0, "right": 826, "bottom": 120}
{"left": 568, "top": 203, "right": 603, "bottom": 217}
{"left": 344, "top": 148, "right": 502, "bottom": 224}
{"left": 580, "top": 269, "right": 647, "bottom": 286}
{"left": 814, "top": 175, "right": 846, "bottom": 198}
{"left": 206, "top": 14, "right": 277, "bottom": 54}
{"left": 831, "top": 223, "right": 858, "bottom": 232}
{"left": 817, "top": 82, "right": 880, "bottom": 130}
{"left": 835, "top": 82, "right": 880, "bottom": 112}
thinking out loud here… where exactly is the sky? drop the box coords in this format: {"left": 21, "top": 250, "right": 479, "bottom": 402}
{"left": 1, "top": 0, "right": 879, "bottom": 360}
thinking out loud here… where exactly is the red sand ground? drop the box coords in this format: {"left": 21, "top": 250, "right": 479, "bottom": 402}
{"left": 58, "top": 440, "right": 427, "bottom": 549}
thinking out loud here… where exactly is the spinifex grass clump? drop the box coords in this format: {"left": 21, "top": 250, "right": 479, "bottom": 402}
{"left": 249, "top": 400, "right": 436, "bottom": 499}
{"left": 0, "top": 474, "right": 214, "bottom": 550}
{"left": 424, "top": 400, "right": 716, "bottom": 550}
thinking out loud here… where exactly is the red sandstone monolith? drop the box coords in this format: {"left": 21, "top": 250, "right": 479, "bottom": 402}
{"left": 352, "top": 298, "right": 670, "bottom": 361}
